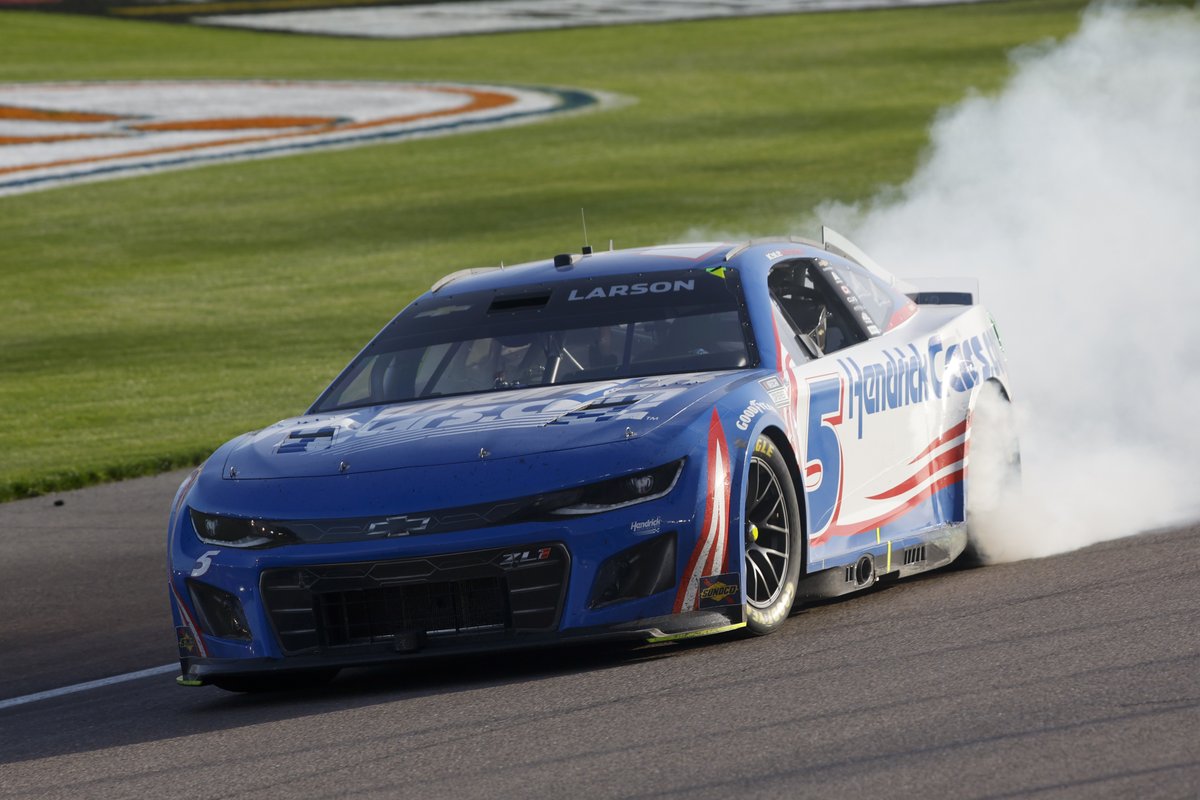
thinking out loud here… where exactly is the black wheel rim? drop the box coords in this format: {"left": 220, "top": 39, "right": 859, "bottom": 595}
{"left": 745, "top": 454, "right": 791, "bottom": 608}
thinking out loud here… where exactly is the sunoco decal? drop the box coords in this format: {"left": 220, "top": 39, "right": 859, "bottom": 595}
{"left": 697, "top": 573, "right": 740, "bottom": 608}
{"left": 0, "top": 80, "right": 599, "bottom": 196}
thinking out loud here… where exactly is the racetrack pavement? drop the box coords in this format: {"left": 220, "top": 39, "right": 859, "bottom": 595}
{"left": 1, "top": 474, "right": 1197, "bottom": 798}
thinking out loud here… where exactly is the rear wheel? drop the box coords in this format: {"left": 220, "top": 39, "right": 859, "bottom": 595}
{"left": 964, "top": 382, "right": 1021, "bottom": 563}
{"left": 743, "top": 436, "right": 804, "bottom": 635}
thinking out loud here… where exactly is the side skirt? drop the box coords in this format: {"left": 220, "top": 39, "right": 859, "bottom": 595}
{"left": 795, "top": 524, "right": 968, "bottom": 603}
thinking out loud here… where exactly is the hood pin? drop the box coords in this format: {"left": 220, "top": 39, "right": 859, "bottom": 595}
{"left": 339, "top": 461, "right": 349, "bottom": 473}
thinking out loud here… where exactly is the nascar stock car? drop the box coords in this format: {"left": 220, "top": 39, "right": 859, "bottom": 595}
{"left": 168, "top": 228, "right": 1019, "bottom": 691}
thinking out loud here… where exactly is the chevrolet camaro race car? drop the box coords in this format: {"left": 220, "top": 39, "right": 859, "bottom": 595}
{"left": 168, "top": 229, "right": 1018, "bottom": 691}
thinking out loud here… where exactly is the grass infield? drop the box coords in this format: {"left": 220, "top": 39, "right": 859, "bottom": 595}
{"left": 0, "top": 1, "right": 1095, "bottom": 501}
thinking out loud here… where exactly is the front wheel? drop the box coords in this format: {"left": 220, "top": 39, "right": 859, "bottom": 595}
{"left": 743, "top": 436, "right": 804, "bottom": 635}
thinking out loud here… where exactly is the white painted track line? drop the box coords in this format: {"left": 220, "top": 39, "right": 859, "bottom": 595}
{"left": 0, "top": 664, "right": 177, "bottom": 711}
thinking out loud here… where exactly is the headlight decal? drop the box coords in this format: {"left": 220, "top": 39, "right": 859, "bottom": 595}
{"left": 191, "top": 510, "right": 300, "bottom": 549}
{"left": 547, "top": 459, "right": 685, "bottom": 516}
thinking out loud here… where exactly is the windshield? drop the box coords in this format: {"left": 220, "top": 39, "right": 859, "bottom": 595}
{"left": 313, "top": 269, "right": 751, "bottom": 413}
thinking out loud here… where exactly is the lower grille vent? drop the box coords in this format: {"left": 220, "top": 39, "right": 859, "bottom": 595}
{"left": 318, "top": 576, "right": 508, "bottom": 648}
{"left": 261, "top": 543, "right": 568, "bottom": 655}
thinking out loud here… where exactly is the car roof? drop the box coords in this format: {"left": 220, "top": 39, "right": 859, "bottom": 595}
{"left": 429, "top": 238, "right": 839, "bottom": 296}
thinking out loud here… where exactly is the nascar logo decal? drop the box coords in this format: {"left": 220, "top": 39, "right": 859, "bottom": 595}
{"left": 0, "top": 80, "right": 599, "bottom": 195}
{"left": 674, "top": 408, "right": 732, "bottom": 613}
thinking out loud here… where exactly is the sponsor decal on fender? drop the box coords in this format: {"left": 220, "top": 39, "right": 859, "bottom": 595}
{"left": 674, "top": 408, "right": 732, "bottom": 613}
{"left": 697, "top": 573, "right": 740, "bottom": 607}
{"left": 837, "top": 330, "right": 1004, "bottom": 439}
{"left": 169, "top": 582, "right": 209, "bottom": 658}
{"left": 758, "top": 376, "right": 789, "bottom": 408}
{"left": 176, "top": 626, "right": 198, "bottom": 656}
{"left": 735, "top": 399, "right": 772, "bottom": 432}
{"left": 630, "top": 517, "right": 662, "bottom": 535}
{"left": 0, "top": 80, "right": 599, "bottom": 195}
{"left": 769, "top": 309, "right": 998, "bottom": 547}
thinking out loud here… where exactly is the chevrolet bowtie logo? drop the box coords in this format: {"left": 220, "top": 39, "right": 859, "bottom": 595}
{"left": 365, "top": 515, "right": 432, "bottom": 537}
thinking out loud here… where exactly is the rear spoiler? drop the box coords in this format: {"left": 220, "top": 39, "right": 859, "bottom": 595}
{"left": 906, "top": 276, "right": 980, "bottom": 306}
{"left": 819, "top": 228, "right": 980, "bottom": 305}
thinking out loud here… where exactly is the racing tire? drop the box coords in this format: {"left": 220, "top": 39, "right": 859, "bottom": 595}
{"left": 211, "top": 668, "right": 340, "bottom": 694}
{"left": 743, "top": 435, "right": 804, "bottom": 636}
{"left": 963, "top": 382, "right": 1021, "bottom": 564}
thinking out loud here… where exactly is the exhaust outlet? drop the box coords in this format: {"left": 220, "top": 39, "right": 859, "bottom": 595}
{"left": 853, "top": 554, "right": 875, "bottom": 587}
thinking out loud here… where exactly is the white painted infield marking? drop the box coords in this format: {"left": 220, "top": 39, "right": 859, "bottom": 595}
{"left": 200, "top": 0, "right": 997, "bottom": 39}
{"left": 0, "top": 664, "right": 177, "bottom": 712}
{"left": 0, "top": 80, "right": 601, "bottom": 196}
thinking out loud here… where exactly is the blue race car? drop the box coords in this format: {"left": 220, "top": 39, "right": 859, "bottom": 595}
{"left": 168, "top": 229, "right": 1017, "bottom": 691}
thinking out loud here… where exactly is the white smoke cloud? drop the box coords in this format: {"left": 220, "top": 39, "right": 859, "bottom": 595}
{"left": 819, "top": 2, "right": 1200, "bottom": 561}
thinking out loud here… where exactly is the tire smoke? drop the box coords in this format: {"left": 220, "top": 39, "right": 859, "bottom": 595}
{"left": 819, "top": 2, "right": 1200, "bottom": 561}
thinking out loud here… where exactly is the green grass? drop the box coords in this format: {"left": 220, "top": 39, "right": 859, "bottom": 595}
{"left": 0, "top": 0, "right": 1094, "bottom": 501}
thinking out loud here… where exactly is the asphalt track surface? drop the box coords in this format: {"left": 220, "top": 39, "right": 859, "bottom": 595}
{"left": 1, "top": 473, "right": 1197, "bottom": 798}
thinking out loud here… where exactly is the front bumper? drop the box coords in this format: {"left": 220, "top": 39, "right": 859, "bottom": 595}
{"left": 166, "top": 418, "right": 757, "bottom": 687}
{"left": 176, "top": 607, "right": 744, "bottom": 684}
{"left": 169, "top": 481, "right": 745, "bottom": 685}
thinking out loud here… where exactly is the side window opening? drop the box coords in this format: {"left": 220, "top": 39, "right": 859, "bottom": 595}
{"left": 769, "top": 260, "right": 867, "bottom": 356}
{"left": 820, "top": 258, "right": 917, "bottom": 335}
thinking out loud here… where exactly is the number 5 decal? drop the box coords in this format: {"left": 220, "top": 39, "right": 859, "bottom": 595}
{"left": 804, "top": 375, "right": 845, "bottom": 539}
{"left": 191, "top": 550, "right": 220, "bottom": 577}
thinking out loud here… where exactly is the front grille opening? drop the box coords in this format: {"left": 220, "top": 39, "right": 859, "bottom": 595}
{"left": 317, "top": 577, "right": 508, "bottom": 648}
{"left": 261, "top": 543, "right": 569, "bottom": 655}
{"left": 903, "top": 545, "right": 927, "bottom": 566}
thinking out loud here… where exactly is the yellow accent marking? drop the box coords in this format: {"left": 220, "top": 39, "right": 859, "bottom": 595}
{"left": 176, "top": 676, "right": 204, "bottom": 687}
{"left": 646, "top": 622, "right": 746, "bottom": 643}
{"left": 875, "top": 526, "right": 881, "bottom": 544}
{"left": 887, "top": 541, "right": 892, "bottom": 573}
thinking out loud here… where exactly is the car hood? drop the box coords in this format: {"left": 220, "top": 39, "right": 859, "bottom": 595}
{"left": 222, "top": 372, "right": 744, "bottom": 479}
